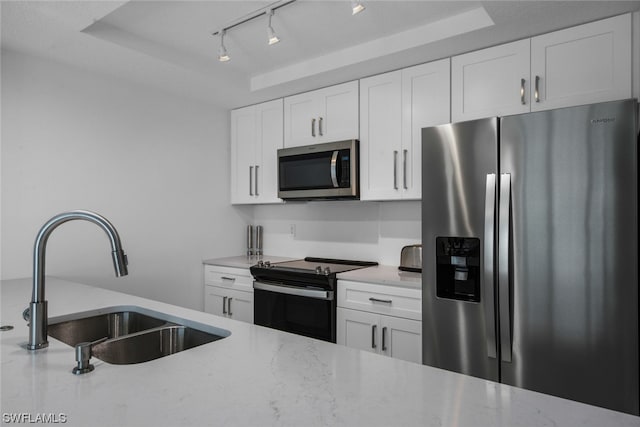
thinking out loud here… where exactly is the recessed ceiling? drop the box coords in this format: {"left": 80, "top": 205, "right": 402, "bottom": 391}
{"left": 2, "top": 1, "right": 639, "bottom": 109}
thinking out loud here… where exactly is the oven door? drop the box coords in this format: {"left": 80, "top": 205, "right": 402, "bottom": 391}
{"left": 253, "top": 281, "right": 336, "bottom": 343}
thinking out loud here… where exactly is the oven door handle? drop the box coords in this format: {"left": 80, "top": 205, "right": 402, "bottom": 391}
{"left": 253, "top": 281, "right": 334, "bottom": 301}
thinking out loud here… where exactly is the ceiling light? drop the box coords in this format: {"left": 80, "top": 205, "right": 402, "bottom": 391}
{"left": 218, "top": 30, "right": 230, "bottom": 62}
{"left": 351, "top": 0, "right": 365, "bottom": 15}
{"left": 267, "top": 9, "right": 280, "bottom": 45}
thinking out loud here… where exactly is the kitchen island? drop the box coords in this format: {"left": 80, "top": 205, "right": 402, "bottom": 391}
{"left": 1, "top": 278, "right": 638, "bottom": 427}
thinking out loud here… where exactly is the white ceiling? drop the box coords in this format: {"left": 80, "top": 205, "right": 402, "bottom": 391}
{"left": 2, "top": 1, "right": 639, "bottom": 109}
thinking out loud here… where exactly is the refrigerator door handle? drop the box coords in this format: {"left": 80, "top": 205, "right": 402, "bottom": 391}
{"left": 483, "top": 173, "right": 497, "bottom": 359}
{"left": 498, "top": 173, "right": 513, "bottom": 363}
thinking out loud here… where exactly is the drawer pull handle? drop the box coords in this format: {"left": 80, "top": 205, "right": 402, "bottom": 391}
{"left": 369, "top": 297, "right": 392, "bottom": 304}
{"left": 222, "top": 296, "right": 227, "bottom": 314}
{"left": 221, "top": 277, "right": 236, "bottom": 282}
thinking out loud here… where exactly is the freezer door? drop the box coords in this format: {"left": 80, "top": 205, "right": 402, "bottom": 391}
{"left": 422, "top": 118, "right": 499, "bottom": 381}
{"left": 500, "top": 99, "right": 639, "bottom": 415}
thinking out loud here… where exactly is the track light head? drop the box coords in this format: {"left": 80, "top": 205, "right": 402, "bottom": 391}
{"left": 218, "top": 30, "right": 230, "bottom": 62}
{"left": 267, "top": 10, "right": 280, "bottom": 45}
{"left": 351, "top": 0, "right": 365, "bottom": 15}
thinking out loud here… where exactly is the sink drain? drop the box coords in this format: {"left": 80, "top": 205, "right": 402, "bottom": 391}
{"left": 0, "top": 325, "right": 14, "bottom": 331}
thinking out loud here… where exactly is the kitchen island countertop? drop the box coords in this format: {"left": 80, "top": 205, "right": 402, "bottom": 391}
{"left": 1, "top": 277, "right": 638, "bottom": 427}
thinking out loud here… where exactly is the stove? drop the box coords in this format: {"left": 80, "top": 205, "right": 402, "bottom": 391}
{"left": 251, "top": 257, "right": 377, "bottom": 342}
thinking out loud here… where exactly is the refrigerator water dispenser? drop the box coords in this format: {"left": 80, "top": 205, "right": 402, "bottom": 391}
{"left": 435, "top": 237, "right": 481, "bottom": 302}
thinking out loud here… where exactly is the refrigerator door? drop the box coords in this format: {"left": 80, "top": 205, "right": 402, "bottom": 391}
{"left": 422, "top": 118, "right": 499, "bottom": 381}
{"left": 500, "top": 99, "right": 638, "bottom": 415}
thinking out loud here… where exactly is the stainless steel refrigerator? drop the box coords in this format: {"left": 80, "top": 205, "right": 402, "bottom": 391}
{"left": 421, "top": 99, "right": 639, "bottom": 415}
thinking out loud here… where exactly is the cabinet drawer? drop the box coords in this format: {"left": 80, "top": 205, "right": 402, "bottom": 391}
{"left": 337, "top": 280, "right": 421, "bottom": 321}
{"left": 203, "top": 265, "right": 253, "bottom": 291}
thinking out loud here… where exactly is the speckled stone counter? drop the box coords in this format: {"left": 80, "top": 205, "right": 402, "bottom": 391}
{"left": 337, "top": 264, "right": 421, "bottom": 290}
{"left": 1, "top": 277, "right": 638, "bottom": 427}
{"left": 202, "top": 255, "right": 295, "bottom": 269}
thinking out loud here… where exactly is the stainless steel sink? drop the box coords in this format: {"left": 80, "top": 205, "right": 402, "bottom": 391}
{"left": 48, "top": 311, "right": 167, "bottom": 346}
{"left": 91, "top": 325, "right": 222, "bottom": 364}
{"left": 47, "top": 306, "right": 230, "bottom": 366}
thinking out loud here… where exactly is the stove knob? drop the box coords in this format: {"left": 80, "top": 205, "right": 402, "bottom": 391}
{"left": 257, "top": 260, "right": 264, "bottom": 267}
{"left": 324, "top": 267, "right": 331, "bottom": 275}
{"left": 264, "top": 261, "right": 271, "bottom": 268}
{"left": 315, "top": 266, "right": 323, "bottom": 274}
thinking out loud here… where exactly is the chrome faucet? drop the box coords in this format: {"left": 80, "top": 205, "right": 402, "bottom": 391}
{"left": 27, "top": 210, "right": 128, "bottom": 350}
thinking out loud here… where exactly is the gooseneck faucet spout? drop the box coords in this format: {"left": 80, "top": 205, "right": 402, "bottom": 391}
{"left": 27, "top": 210, "right": 128, "bottom": 350}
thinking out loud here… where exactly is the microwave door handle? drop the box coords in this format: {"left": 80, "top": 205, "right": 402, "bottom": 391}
{"left": 330, "top": 151, "right": 339, "bottom": 187}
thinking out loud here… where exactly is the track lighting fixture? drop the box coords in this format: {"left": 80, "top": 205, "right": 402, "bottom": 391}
{"left": 218, "top": 29, "right": 230, "bottom": 62}
{"left": 267, "top": 9, "right": 280, "bottom": 45}
{"left": 213, "top": 0, "right": 367, "bottom": 62}
{"left": 351, "top": 0, "right": 365, "bottom": 15}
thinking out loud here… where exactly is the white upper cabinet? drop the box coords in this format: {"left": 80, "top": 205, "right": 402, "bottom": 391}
{"left": 360, "top": 59, "right": 450, "bottom": 200}
{"left": 530, "top": 13, "right": 632, "bottom": 111}
{"left": 284, "top": 81, "right": 359, "bottom": 148}
{"left": 452, "top": 39, "right": 531, "bottom": 122}
{"left": 230, "top": 99, "right": 283, "bottom": 204}
{"left": 452, "top": 14, "right": 632, "bottom": 122}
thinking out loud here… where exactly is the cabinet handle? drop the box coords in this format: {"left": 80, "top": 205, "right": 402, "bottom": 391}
{"left": 311, "top": 118, "right": 316, "bottom": 137}
{"left": 318, "top": 117, "right": 323, "bottom": 136}
{"left": 221, "top": 276, "right": 236, "bottom": 282}
{"left": 393, "top": 151, "right": 398, "bottom": 190}
{"left": 222, "top": 296, "right": 227, "bottom": 314}
{"left": 520, "top": 78, "right": 526, "bottom": 105}
{"left": 403, "top": 149, "right": 408, "bottom": 190}
{"left": 249, "top": 166, "right": 254, "bottom": 196}
{"left": 369, "top": 297, "right": 392, "bottom": 304}
{"left": 534, "top": 75, "right": 540, "bottom": 103}
{"left": 371, "top": 324, "right": 377, "bottom": 349}
{"left": 255, "top": 165, "right": 259, "bottom": 196}
{"left": 382, "top": 326, "right": 387, "bottom": 351}
{"left": 227, "top": 297, "right": 233, "bottom": 316}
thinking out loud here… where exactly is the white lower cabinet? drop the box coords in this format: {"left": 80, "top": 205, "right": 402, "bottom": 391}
{"left": 337, "top": 308, "right": 421, "bottom": 364}
{"left": 336, "top": 279, "right": 422, "bottom": 363}
{"left": 203, "top": 265, "right": 254, "bottom": 323}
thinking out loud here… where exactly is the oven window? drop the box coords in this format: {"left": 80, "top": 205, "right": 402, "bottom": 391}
{"left": 254, "top": 289, "right": 335, "bottom": 342}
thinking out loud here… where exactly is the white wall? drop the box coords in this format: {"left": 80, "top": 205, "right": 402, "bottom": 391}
{"left": 0, "top": 49, "right": 249, "bottom": 310}
{"left": 253, "top": 200, "right": 421, "bottom": 265}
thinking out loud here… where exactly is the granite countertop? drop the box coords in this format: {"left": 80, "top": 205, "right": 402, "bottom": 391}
{"left": 202, "top": 255, "right": 296, "bottom": 269}
{"left": 1, "top": 277, "right": 638, "bottom": 426}
{"left": 337, "top": 264, "right": 421, "bottom": 290}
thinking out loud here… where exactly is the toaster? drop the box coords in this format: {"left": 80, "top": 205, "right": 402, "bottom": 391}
{"left": 399, "top": 244, "right": 422, "bottom": 273}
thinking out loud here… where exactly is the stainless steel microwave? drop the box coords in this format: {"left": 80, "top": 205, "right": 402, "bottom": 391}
{"left": 277, "top": 140, "right": 359, "bottom": 200}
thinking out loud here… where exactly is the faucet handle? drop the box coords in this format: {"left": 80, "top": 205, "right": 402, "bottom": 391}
{"left": 22, "top": 307, "right": 30, "bottom": 323}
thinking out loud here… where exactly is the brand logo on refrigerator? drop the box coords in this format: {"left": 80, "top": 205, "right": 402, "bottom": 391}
{"left": 590, "top": 117, "right": 616, "bottom": 125}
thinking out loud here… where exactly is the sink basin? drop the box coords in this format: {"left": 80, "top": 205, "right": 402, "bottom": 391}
{"left": 91, "top": 325, "right": 222, "bottom": 364}
{"left": 47, "top": 306, "right": 230, "bottom": 365}
{"left": 48, "top": 311, "right": 167, "bottom": 346}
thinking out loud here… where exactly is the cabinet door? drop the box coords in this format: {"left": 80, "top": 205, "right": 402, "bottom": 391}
{"left": 316, "top": 81, "right": 359, "bottom": 143}
{"left": 531, "top": 13, "right": 631, "bottom": 111}
{"left": 381, "top": 315, "right": 422, "bottom": 364}
{"left": 452, "top": 39, "right": 531, "bottom": 122}
{"left": 255, "top": 99, "right": 283, "bottom": 204}
{"left": 359, "top": 70, "right": 403, "bottom": 200}
{"left": 204, "top": 285, "right": 228, "bottom": 317}
{"left": 401, "top": 59, "right": 451, "bottom": 200}
{"left": 225, "top": 288, "right": 254, "bottom": 323}
{"left": 230, "top": 105, "right": 257, "bottom": 204}
{"left": 337, "top": 308, "right": 379, "bottom": 355}
{"left": 284, "top": 92, "right": 318, "bottom": 147}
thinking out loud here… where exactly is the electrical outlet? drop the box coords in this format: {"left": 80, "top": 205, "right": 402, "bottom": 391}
{"left": 290, "top": 224, "right": 296, "bottom": 237}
